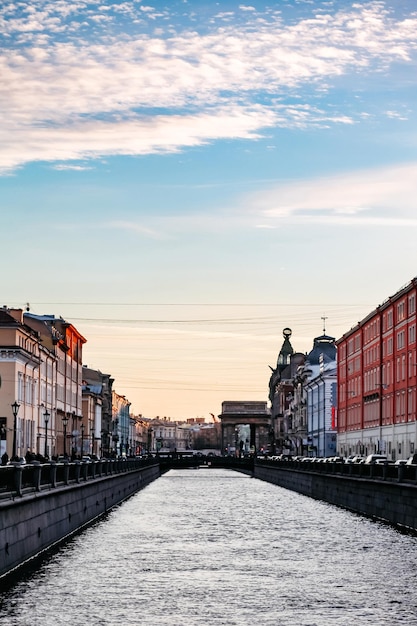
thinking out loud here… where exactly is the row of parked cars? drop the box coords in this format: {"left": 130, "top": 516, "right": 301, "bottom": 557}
{"left": 344, "top": 453, "right": 417, "bottom": 466}
{"left": 267, "top": 453, "right": 417, "bottom": 465}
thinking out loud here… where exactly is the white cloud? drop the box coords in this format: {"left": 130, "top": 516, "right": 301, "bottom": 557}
{"left": 0, "top": 105, "right": 277, "bottom": 172}
{"left": 385, "top": 109, "right": 409, "bottom": 121}
{"left": 52, "top": 164, "right": 93, "bottom": 171}
{"left": 248, "top": 162, "right": 417, "bottom": 226}
{"left": 106, "top": 220, "right": 164, "bottom": 239}
{"left": 0, "top": 1, "right": 416, "bottom": 171}
{"left": 77, "top": 163, "right": 417, "bottom": 240}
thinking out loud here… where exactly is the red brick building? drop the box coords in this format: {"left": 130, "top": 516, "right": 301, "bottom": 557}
{"left": 336, "top": 277, "right": 417, "bottom": 460}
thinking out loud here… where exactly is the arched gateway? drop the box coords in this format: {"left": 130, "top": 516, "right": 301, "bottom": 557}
{"left": 218, "top": 401, "right": 271, "bottom": 456}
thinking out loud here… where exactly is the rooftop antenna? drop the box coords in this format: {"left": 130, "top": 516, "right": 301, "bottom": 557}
{"left": 321, "top": 314, "right": 328, "bottom": 334}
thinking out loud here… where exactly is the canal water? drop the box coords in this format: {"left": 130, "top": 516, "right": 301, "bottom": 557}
{"left": 1, "top": 468, "right": 417, "bottom": 625}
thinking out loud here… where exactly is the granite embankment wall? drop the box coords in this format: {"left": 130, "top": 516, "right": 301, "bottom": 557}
{"left": 0, "top": 462, "right": 160, "bottom": 580}
{"left": 254, "top": 462, "right": 417, "bottom": 532}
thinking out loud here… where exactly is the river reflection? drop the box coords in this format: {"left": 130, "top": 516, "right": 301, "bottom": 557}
{"left": 1, "top": 468, "right": 417, "bottom": 625}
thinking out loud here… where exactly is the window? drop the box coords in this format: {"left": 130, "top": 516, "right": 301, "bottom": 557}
{"left": 409, "top": 325, "right": 416, "bottom": 344}
{"left": 409, "top": 294, "right": 416, "bottom": 315}
{"left": 397, "top": 330, "right": 405, "bottom": 350}
{"left": 408, "top": 388, "right": 414, "bottom": 421}
{"left": 397, "top": 301, "right": 405, "bottom": 322}
{"left": 18, "top": 372, "right": 24, "bottom": 402}
{"left": 25, "top": 376, "right": 33, "bottom": 405}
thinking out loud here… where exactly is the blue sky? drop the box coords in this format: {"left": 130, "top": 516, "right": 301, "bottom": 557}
{"left": 1, "top": 0, "right": 417, "bottom": 420}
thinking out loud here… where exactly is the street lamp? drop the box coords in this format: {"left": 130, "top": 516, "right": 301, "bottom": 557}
{"left": 44, "top": 410, "right": 50, "bottom": 459}
{"left": 71, "top": 411, "right": 76, "bottom": 457}
{"left": 147, "top": 427, "right": 153, "bottom": 454}
{"left": 11, "top": 401, "right": 20, "bottom": 459}
{"left": 62, "top": 415, "right": 69, "bottom": 457}
{"left": 80, "top": 422, "right": 85, "bottom": 457}
{"left": 113, "top": 419, "right": 119, "bottom": 457}
{"left": 100, "top": 429, "right": 105, "bottom": 457}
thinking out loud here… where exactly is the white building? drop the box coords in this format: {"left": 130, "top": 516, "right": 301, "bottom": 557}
{"left": 0, "top": 307, "right": 86, "bottom": 460}
{"left": 304, "top": 333, "right": 337, "bottom": 458}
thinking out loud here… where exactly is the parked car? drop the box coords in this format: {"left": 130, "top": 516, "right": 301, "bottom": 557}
{"left": 394, "top": 459, "right": 408, "bottom": 466}
{"left": 364, "top": 454, "right": 388, "bottom": 464}
{"left": 351, "top": 455, "right": 365, "bottom": 464}
{"left": 7, "top": 456, "right": 26, "bottom": 465}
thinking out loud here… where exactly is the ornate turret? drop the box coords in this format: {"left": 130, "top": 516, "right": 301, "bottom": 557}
{"left": 306, "top": 333, "right": 336, "bottom": 369}
{"left": 268, "top": 328, "right": 295, "bottom": 404}
{"left": 277, "top": 327, "right": 294, "bottom": 372}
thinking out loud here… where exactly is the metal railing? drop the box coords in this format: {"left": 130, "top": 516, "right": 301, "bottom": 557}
{"left": 158, "top": 454, "right": 254, "bottom": 473}
{"left": 7, "top": 455, "right": 409, "bottom": 500}
{"left": 256, "top": 458, "right": 417, "bottom": 484}
{"left": 0, "top": 457, "right": 158, "bottom": 500}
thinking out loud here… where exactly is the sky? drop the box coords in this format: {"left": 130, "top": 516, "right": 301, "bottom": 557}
{"left": 1, "top": 0, "right": 417, "bottom": 421}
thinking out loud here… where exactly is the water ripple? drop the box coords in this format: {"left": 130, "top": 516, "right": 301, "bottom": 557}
{"left": 1, "top": 469, "right": 417, "bottom": 626}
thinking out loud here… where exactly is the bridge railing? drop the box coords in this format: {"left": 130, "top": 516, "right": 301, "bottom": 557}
{"left": 6, "top": 455, "right": 411, "bottom": 499}
{"left": 0, "top": 454, "right": 254, "bottom": 500}
{"left": 157, "top": 454, "right": 254, "bottom": 473}
{"left": 256, "top": 457, "right": 417, "bottom": 484}
{"left": 0, "top": 457, "right": 158, "bottom": 500}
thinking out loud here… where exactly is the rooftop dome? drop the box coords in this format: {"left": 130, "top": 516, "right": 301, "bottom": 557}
{"left": 306, "top": 333, "right": 336, "bottom": 366}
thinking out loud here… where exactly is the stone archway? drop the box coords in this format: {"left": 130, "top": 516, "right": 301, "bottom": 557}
{"left": 218, "top": 401, "right": 271, "bottom": 456}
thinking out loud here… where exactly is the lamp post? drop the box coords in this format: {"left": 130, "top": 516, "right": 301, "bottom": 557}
{"left": 100, "top": 429, "right": 105, "bottom": 457}
{"left": 113, "top": 419, "right": 119, "bottom": 457}
{"left": 269, "top": 416, "right": 276, "bottom": 456}
{"left": 44, "top": 410, "right": 50, "bottom": 459}
{"left": 147, "top": 427, "right": 153, "bottom": 454}
{"left": 71, "top": 411, "right": 77, "bottom": 459}
{"left": 11, "top": 401, "right": 20, "bottom": 459}
{"left": 62, "top": 415, "right": 69, "bottom": 457}
{"left": 80, "top": 422, "right": 85, "bottom": 457}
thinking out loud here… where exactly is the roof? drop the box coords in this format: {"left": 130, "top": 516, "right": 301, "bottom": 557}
{"left": 306, "top": 334, "right": 336, "bottom": 365}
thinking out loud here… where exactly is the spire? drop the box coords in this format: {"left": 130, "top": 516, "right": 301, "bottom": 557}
{"left": 277, "top": 327, "right": 294, "bottom": 372}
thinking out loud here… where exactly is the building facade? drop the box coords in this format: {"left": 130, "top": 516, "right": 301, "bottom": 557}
{"left": 0, "top": 307, "right": 86, "bottom": 461}
{"left": 336, "top": 277, "right": 417, "bottom": 460}
{"left": 304, "top": 334, "right": 337, "bottom": 458}
{"left": 0, "top": 308, "right": 42, "bottom": 460}
{"left": 82, "top": 366, "right": 114, "bottom": 458}
{"left": 268, "top": 328, "right": 306, "bottom": 455}
{"left": 24, "top": 312, "right": 86, "bottom": 459}
{"left": 112, "top": 391, "right": 131, "bottom": 457}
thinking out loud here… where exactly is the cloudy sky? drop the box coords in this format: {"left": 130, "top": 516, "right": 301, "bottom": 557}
{"left": 2, "top": 0, "right": 417, "bottom": 420}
